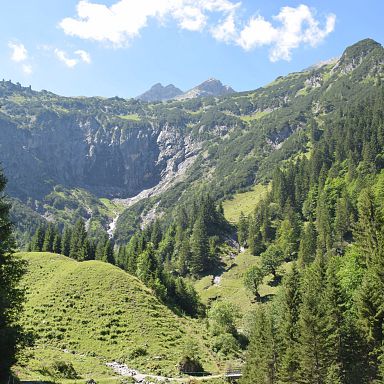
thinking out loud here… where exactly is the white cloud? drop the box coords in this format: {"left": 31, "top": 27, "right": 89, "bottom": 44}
{"left": 22, "top": 64, "right": 33, "bottom": 75}
{"left": 54, "top": 48, "right": 91, "bottom": 67}
{"left": 211, "top": 13, "right": 237, "bottom": 43}
{"left": 8, "top": 41, "right": 28, "bottom": 62}
{"left": 59, "top": 1, "right": 335, "bottom": 61}
{"left": 54, "top": 48, "right": 78, "bottom": 68}
{"left": 236, "top": 5, "right": 335, "bottom": 61}
{"left": 59, "top": 0, "right": 240, "bottom": 46}
{"left": 75, "top": 49, "right": 91, "bottom": 63}
{"left": 237, "top": 16, "right": 278, "bottom": 50}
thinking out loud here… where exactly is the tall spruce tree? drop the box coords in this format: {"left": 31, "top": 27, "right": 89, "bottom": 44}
{"left": 241, "top": 305, "right": 278, "bottom": 384}
{"left": 61, "top": 225, "right": 72, "bottom": 257}
{"left": 277, "top": 263, "right": 301, "bottom": 383}
{"left": 189, "top": 215, "right": 209, "bottom": 275}
{"left": 69, "top": 219, "right": 89, "bottom": 261}
{"left": 0, "top": 170, "right": 26, "bottom": 381}
{"left": 298, "top": 255, "right": 328, "bottom": 384}
{"left": 297, "top": 220, "right": 317, "bottom": 268}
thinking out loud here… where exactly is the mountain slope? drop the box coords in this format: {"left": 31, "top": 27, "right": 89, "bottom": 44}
{"left": 0, "top": 39, "right": 382, "bottom": 246}
{"left": 137, "top": 83, "right": 183, "bottom": 102}
{"left": 175, "top": 78, "right": 235, "bottom": 100}
{"left": 17, "top": 252, "right": 218, "bottom": 380}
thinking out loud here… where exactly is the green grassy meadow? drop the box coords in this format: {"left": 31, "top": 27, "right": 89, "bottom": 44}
{"left": 222, "top": 184, "right": 269, "bottom": 223}
{"left": 16, "top": 253, "right": 219, "bottom": 382}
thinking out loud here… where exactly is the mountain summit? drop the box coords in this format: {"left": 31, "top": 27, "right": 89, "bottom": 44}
{"left": 176, "top": 78, "right": 235, "bottom": 100}
{"left": 137, "top": 83, "right": 183, "bottom": 102}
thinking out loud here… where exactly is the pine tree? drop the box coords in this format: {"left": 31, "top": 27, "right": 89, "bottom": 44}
{"left": 95, "top": 239, "right": 105, "bottom": 260}
{"left": 247, "top": 212, "right": 264, "bottom": 255}
{"left": 277, "top": 263, "right": 301, "bottom": 383}
{"left": 52, "top": 232, "right": 61, "bottom": 254}
{"left": 323, "top": 258, "right": 347, "bottom": 383}
{"left": 189, "top": 215, "right": 208, "bottom": 275}
{"left": 136, "top": 244, "right": 157, "bottom": 284}
{"left": 334, "top": 195, "right": 351, "bottom": 244}
{"left": 241, "top": 305, "right": 278, "bottom": 384}
{"left": 61, "top": 225, "right": 72, "bottom": 256}
{"left": 316, "top": 192, "right": 333, "bottom": 252}
{"left": 0, "top": 169, "right": 27, "bottom": 381}
{"left": 177, "top": 236, "right": 190, "bottom": 276}
{"left": 298, "top": 255, "right": 328, "bottom": 384}
{"left": 69, "top": 219, "right": 88, "bottom": 261}
{"left": 103, "top": 240, "right": 115, "bottom": 264}
{"left": 238, "top": 211, "right": 248, "bottom": 247}
{"left": 42, "top": 223, "right": 54, "bottom": 252}
{"left": 150, "top": 220, "right": 162, "bottom": 248}
{"left": 30, "top": 225, "right": 45, "bottom": 251}
{"left": 297, "top": 220, "right": 317, "bottom": 268}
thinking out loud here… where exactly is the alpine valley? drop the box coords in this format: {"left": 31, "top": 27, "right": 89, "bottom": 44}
{"left": 1, "top": 38, "right": 384, "bottom": 384}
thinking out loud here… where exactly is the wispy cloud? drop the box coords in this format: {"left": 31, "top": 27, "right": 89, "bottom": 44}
{"left": 22, "top": 64, "right": 33, "bottom": 75}
{"left": 8, "top": 41, "right": 28, "bottom": 62}
{"left": 8, "top": 41, "right": 33, "bottom": 74}
{"left": 75, "top": 49, "right": 91, "bottom": 64}
{"left": 59, "top": 1, "right": 335, "bottom": 61}
{"left": 54, "top": 48, "right": 91, "bottom": 68}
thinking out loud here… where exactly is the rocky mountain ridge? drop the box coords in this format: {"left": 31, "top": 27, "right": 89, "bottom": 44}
{"left": 136, "top": 83, "right": 183, "bottom": 102}
{"left": 136, "top": 78, "right": 234, "bottom": 102}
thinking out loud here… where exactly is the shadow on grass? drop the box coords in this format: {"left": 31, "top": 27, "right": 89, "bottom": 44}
{"left": 268, "top": 275, "right": 282, "bottom": 287}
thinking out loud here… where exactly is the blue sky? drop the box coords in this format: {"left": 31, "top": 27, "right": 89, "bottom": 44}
{"left": 1, "top": 0, "right": 383, "bottom": 97}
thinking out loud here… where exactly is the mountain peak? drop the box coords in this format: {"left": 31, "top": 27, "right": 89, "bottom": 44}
{"left": 332, "top": 38, "right": 383, "bottom": 73}
{"left": 137, "top": 83, "right": 183, "bottom": 102}
{"left": 176, "top": 78, "right": 235, "bottom": 100}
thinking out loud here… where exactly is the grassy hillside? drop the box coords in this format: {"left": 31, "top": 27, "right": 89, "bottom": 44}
{"left": 194, "top": 250, "right": 290, "bottom": 317}
{"left": 16, "top": 252, "right": 218, "bottom": 382}
{"left": 222, "top": 184, "right": 269, "bottom": 223}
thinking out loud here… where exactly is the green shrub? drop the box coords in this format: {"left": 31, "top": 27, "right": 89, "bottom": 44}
{"left": 51, "top": 360, "right": 78, "bottom": 379}
{"left": 129, "top": 346, "right": 147, "bottom": 358}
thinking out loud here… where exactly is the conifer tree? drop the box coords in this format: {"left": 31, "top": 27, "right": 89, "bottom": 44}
{"left": 177, "top": 236, "right": 190, "bottom": 276}
{"left": 69, "top": 219, "right": 88, "bottom": 261}
{"left": 61, "top": 225, "right": 72, "bottom": 257}
{"left": 103, "top": 239, "right": 115, "bottom": 264}
{"left": 241, "top": 305, "right": 278, "bottom": 384}
{"left": 52, "top": 232, "right": 61, "bottom": 254}
{"left": 297, "top": 220, "right": 317, "bottom": 268}
{"left": 42, "top": 223, "right": 54, "bottom": 252}
{"left": 316, "top": 192, "right": 333, "bottom": 252}
{"left": 298, "top": 255, "right": 328, "bottom": 384}
{"left": 30, "top": 225, "right": 45, "bottom": 251}
{"left": 136, "top": 244, "right": 157, "bottom": 284}
{"left": 237, "top": 211, "right": 248, "bottom": 247}
{"left": 189, "top": 215, "right": 208, "bottom": 275}
{"left": 0, "top": 169, "right": 26, "bottom": 381}
{"left": 277, "top": 263, "right": 301, "bottom": 384}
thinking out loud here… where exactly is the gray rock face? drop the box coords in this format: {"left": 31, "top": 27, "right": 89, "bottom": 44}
{"left": 137, "top": 83, "right": 183, "bottom": 102}
{"left": 0, "top": 112, "right": 194, "bottom": 201}
{"left": 176, "top": 78, "right": 235, "bottom": 100}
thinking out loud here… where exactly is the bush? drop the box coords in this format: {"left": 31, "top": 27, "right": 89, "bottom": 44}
{"left": 211, "top": 333, "right": 240, "bottom": 356}
{"left": 178, "top": 356, "right": 204, "bottom": 374}
{"left": 51, "top": 360, "right": 78, "bottom": 379}
{"left": 129, "top": 346, "right": 147, "bottom": 358}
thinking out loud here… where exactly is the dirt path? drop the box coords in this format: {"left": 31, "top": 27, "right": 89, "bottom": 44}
{"left": 106, "top": 361, "right": 224, "bottom": 383}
